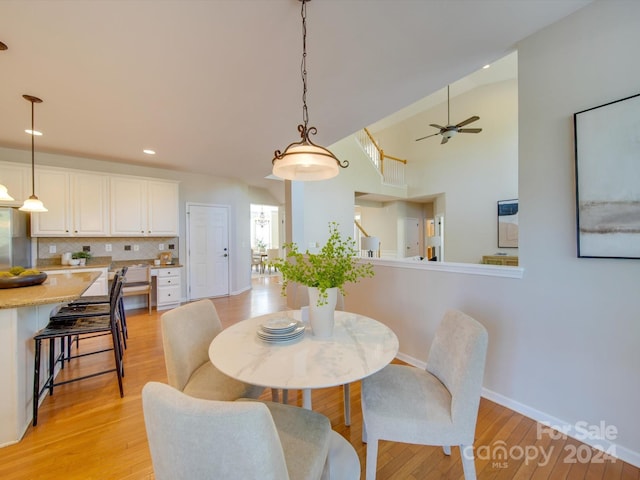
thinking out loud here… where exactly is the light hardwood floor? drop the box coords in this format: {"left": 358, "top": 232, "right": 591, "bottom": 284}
{"left": 0, "top": 274, "right": 637, "bottom": 479}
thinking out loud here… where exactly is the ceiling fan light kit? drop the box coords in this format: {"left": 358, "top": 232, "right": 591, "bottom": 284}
{"left": 416, "top": 85, "right": 482, "bottom": 144}
{"left": 272, "top": 0, "right": 348, "bottom": 181}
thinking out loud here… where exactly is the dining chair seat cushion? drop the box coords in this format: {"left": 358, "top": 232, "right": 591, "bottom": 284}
{"left": 161, "top": 299, "right": 264, "bottom": 400}
{"left": 258, "top": 400, "right": 332, "bottom": 480}
{"left": 183, "top": 361, "right": 264, "bottom": 401}
{"left": 361, "top": 363, "right": 462, "bottom": 444}
{"left": 143, "top": 382, "right": 331, "bottom": 480}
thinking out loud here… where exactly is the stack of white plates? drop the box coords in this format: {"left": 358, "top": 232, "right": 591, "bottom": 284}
{"left": 257, "top": 317, "right": 305, "bottom": 344}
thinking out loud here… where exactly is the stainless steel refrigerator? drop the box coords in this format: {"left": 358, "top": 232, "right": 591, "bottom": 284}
{"left": 0, "top": 207, "right": 31, "bottom": 270}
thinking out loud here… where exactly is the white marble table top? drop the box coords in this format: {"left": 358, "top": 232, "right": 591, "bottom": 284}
{"left": 209, "top": 310, "right": 399, "bottom": 391}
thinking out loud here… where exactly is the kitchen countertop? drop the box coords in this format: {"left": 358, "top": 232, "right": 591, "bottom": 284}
{"left": 37, "top": 257, "right": 182, "bottom": 272}
{"left": 0, "top": 271, "right": 101, "bottom": 309}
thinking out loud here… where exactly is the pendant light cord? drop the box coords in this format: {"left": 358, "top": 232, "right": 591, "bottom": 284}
{"left": 30, "top": 99, "right": 35, "bottom": 196}
{"left": 301, "top": 0, "right": 309, "bottom": 132}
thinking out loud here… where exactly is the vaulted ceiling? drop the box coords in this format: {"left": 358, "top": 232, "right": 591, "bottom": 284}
{"left": 0, "top": 1, "right": 591, "bottom": 191}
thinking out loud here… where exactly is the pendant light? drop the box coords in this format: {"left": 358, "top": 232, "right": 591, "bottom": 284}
{"left": 0, "top": 184, "right": 14, "bottom": 202}
{"left": 272, "top": 0, "right": 348, "bottom": 181}
{"left": 20, "top": 95, "right": 48, "bottom": 212}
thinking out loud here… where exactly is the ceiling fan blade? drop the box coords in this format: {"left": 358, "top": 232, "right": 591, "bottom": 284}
{"left": 455, "top": 116, "right": 480, "bottom": 128}
{"left": 429, "top": 123, "right": 446, "bottom": 130}
{"left": 415, "top": 132, "right": 440, "bottom": 142}
{"left": 458, "top": 128, "right": 482, "bottom": 133}
{"left": 440, "top": 135, "right": 449, "bottom": 145}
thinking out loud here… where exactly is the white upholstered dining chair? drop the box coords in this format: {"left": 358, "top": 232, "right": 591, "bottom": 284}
{"left": 361, "top": 309, "right": 489, "bottom": 480}
{"left": 160, "top": 299, "right": 264, "bottom": 400}
{"left": 142, "top": 381, "right": 332, "bottom": 480}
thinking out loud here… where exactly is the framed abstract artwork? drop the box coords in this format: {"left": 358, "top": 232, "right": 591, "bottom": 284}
{"left": 574, "top": 93, "right": 640, "bottom": 259}
{"left": 497, "top": 199, "right": 518, "bottom": 248}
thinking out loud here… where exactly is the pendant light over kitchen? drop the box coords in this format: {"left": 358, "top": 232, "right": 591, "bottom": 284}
{"left": 272, "top": 0, "right": 348, "bottom": 181}
{"left": 19, "top": 95, "right": 48, "bottom": 212}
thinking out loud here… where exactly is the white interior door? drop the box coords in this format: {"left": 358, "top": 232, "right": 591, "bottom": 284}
{"left": 402, "top": 217, "right": 420, "bottom": 257}
{"left": 187, "top": 204, "right": 230, "bottom": 299}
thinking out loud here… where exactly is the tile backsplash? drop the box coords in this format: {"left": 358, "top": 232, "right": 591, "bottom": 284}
{"left": 37, "top": 237, "right": 179, "bottom": 263}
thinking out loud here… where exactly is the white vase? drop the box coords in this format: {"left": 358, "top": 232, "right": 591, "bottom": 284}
{"left": 307, "top": 286, "right": 338, "bottom": 338}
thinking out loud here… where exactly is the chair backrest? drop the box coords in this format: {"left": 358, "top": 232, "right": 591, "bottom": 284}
{"left": 160, "top": 300, "right": 223, "bottom": 391}
{"left": 142, "top": 382, "right": 289, "bottom": 480}
{"left": 124, "top": 264, "right": 149, "bottom": 283}
{"left": 425, "top": 309, "right": 488, "bottom": 427}
{"left": 266, "top": 248, "right": 280, "bottom": 262}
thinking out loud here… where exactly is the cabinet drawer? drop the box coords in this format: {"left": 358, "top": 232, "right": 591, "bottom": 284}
{"left": 157, "top": 285, "right": 181, "bottom": 304}
{"left": 157, "top": 268, "right": 180, "bottom": 278}
{"left": 158, "top": 276, "right": 179, "bottom": 287}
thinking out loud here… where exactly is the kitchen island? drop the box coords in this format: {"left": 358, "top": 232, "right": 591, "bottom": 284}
{"left": 0, "top": 271, "right": 100, "bottom": 447}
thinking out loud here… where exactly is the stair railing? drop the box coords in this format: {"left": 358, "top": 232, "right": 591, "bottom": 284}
{"left": 356, "top": 128, "right": 407, "bottom": 186}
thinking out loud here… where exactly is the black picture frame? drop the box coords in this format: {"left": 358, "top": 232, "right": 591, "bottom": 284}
{"left": 497, "top": 199, "right": 518, "bottom": 248}
{"left": 574, "top": 93, "right": 640, "bottom": 259}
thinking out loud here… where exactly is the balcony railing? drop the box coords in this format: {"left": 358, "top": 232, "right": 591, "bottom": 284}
{"left": 356, "top": 128, "right": 407, "bottom": 186}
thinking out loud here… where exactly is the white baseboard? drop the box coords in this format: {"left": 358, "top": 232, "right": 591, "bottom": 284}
{"left": 395, "top": 353, "right": 640, "bottom": 468}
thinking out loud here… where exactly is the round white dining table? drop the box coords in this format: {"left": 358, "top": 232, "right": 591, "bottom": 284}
{"left": 208, "top": 309, "right": 399, "bottom": 410}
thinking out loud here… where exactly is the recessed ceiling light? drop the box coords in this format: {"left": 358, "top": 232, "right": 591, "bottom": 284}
{"left": 25, "top": 129, "right": 43, "bottom": 136}
{"left": 143, "top": 149, "right": 156, "bottom": 155}
{"left": 482, "top": 64, "right": 491, "bottom": 69}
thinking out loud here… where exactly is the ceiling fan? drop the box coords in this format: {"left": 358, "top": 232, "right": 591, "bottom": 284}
{"left": 415, "top": 85, "right": 482, "bottom": 144}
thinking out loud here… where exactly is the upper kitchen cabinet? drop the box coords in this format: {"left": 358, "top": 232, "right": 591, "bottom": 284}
{"left": 31, "top": 169, "right": 109, "bottom": 236}
{"left": 0, "top": 162, "right": 30, "bottom": 207}
{"left": 110, "top": 176, "right": 179, "bottom": 236}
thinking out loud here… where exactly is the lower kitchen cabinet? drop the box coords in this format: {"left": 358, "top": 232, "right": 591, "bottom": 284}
{"left": 155, "top": 267, "right": 182, "bottom": 310}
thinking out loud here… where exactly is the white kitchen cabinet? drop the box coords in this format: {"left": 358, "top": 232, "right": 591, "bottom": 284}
{"left": 31, "top": 170, "right": 71, "bottom": 236}
{"left": 147, "top": 180, "right": 179, "bottom": 236}
{"left": 155, "top": 267, "right": 181, "bottom": 310}
{"left": 110, "top": 176, "right": 179, "bottom": 237}
{"left": 0, "top": 161, "right": 30, "bottom": 208}
{"left": 110, "top": 176, "right": 147, "bottom": 236}
{"left": 71, "top": 173, "right": 109, "bottom": 236}
{"left": 31, "top": 169, "right": 109, "bottom": 237}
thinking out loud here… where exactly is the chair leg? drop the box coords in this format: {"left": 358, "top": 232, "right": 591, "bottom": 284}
{"left": 111, "top": 325, "right": 124, "bottom": 397}
{"left": 32, "top": 338, "right": 42, "bottom": 426}
{"left": 460, "top": 444, "right": 477, "bottom": 480}
{"left": 48, "top": 339, "right": 55, "bottom": 395}
{"left": 343, "top": 383, "right": 351, "bottom": 426}
{"left": 365, "top": 437, "right": 379, "bottom": 480}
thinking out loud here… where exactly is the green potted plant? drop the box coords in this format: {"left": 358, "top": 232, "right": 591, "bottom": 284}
{"left": 271, "top": 222, "right": 374, "bottom": 337}
{"left": 72, "top": 251, "right": 92, "bottom": 266}
{"left": 272, "top": 222, "right": 374, "bottom": 304}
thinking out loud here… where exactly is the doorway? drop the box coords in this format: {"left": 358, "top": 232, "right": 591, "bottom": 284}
{"left": 186, "top": 203, "right": 230, "bottom": 299}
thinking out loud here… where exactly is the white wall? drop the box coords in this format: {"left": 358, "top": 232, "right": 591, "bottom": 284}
{"left": 344, "top": 0, "right": 640, "bottom": 466}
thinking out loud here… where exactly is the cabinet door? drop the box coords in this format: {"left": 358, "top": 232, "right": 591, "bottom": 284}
{"left": 110, "top": 176, "right": 147, "bottom": 236}
{"left": 0, "top": 162, "right": 30, "bottom": 208}
{"left": 147, "top": 180, "right": 179, "bottom": 236}
{"left": 72, "top": 173, "right": 109, "bottom": 236}
{"left": 31, "top": 170, "right": 71, "bottom": 236}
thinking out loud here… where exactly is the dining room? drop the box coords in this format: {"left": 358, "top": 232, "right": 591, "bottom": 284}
{"left": 0, "top": 273, "right": 632, "bottom": 480}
